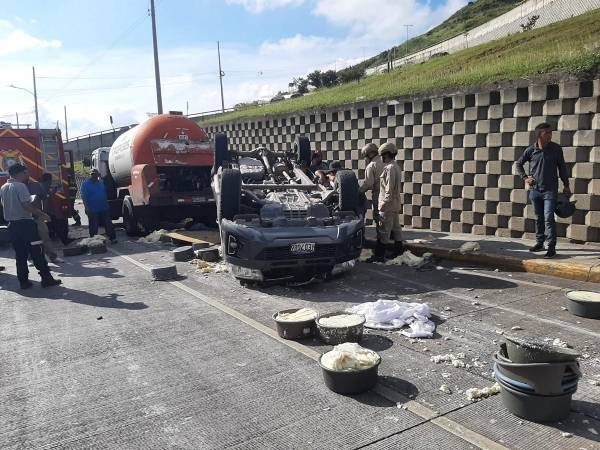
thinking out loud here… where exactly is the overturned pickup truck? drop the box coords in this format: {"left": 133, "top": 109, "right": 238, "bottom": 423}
{"left": 211, "top": 134, "right": 364, "bottom": 284}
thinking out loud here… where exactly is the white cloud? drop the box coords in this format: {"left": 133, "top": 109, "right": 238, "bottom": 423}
{"left": 225, "top": 0, "right": 304, "bottom": 13}
{"left": 0, "top": 20, "right": 62, "bottom": 56}
{"left": 0, "top": 1, "right": 467, "bottom": 136}
{"left": 312, "top": 0, "right": 467, "bottom": 41}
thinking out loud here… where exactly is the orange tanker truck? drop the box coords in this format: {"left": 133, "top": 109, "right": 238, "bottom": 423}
{"left": 91, "top": 112, "right": 216, "bottom": 235}
{"left": 0, "top": 123, "right": 77, "bottom": 226}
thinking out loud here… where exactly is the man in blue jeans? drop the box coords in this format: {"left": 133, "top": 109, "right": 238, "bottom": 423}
{"left": 80, "top": 169, "right": 117, "bottom": 243}
{"left": 516, "top": 122, "right": 571, "bottom": 258}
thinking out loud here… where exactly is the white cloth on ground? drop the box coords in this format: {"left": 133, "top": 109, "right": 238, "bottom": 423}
{"left": 347, "top": 299, "right": 436, "bottom": 337}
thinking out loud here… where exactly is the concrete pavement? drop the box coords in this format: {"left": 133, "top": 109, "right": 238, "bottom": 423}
{"left": 0, "top": 229, "right": 599, "bottom": 449}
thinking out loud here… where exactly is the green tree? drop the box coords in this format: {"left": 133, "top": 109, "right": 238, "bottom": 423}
{"left": 321, "top": 70, "right": 339, "bottom": 88}
{"left": 307, "top": 70, "right": 323, "bottom": 89}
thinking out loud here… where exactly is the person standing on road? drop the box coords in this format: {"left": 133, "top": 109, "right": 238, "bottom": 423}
{"left": 359, "top": 143, "right": 384, "bottom": 242}
{"left": 0, "top": 164, "right": 62, "bottom": 289}
{"left": 367, "top": 143, "right": 404, "bottom": 262}
{"left": 41, "top": 173, "right": 73, "bottom": 246}
{"left": 81, "top": 169, "right": 117, "bottom": 243}
{"left": 26, "top": 174, "right": 62, "bottom": 263}
{"left": 516, "top": 122, "right": 571, "bottom": 258}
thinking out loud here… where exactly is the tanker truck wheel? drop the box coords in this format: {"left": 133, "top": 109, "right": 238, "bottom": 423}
{"left": 218, "top": 168, "right": 241, "bottom": 221}
{"left": 123, "top": 197, "right": 140, "bottom": 236}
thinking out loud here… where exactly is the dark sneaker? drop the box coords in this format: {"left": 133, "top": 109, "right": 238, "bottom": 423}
{"left": 20, "top": 280, "right": 33, "bottom": 289}
{"left": 529, "top": 243, "right": 545, "bottom": 252}
{"left": 544, "top": 248, "right": 556, "bottom": 258}
{"left": 41, "top": 277, "right": 62, "bottom": 288}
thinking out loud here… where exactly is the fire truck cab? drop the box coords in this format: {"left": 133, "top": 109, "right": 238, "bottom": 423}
{"left": 0, "top": 123, "right": 77, "bottom": 225}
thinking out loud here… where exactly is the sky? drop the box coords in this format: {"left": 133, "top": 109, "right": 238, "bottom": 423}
{"left": 0, "top": 0, "right": 467, "bottom": 138}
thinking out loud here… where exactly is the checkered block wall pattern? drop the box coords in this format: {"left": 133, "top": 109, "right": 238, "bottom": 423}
{"left": 204, "top": 79, "right": 600, "bottom": 243}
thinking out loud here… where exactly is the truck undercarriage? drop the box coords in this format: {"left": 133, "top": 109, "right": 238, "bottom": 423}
{"left": 211, "top": 134, "right": 364, "bottom": 284}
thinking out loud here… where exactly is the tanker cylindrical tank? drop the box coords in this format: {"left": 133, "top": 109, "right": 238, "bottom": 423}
{"left": 108, "top": 114, "right": 210, "bottom": 187}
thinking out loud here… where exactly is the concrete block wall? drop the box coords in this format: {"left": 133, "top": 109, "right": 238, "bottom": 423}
{"left": 203, "top": 78, "right": 600, "bottom": 243}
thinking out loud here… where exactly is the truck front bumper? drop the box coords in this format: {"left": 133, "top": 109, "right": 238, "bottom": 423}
{"left": 220, "top": 218, "right": 364, "bottom": 282}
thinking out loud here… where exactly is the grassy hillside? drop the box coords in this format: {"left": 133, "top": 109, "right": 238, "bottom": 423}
{"left": 341, "top": 0, "right": 523, "bottom": 77}
{"left": 201, "top": 9, "right": 600, "bottom": 125}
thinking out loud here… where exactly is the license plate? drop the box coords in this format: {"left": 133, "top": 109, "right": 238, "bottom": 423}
{"left": 290, "top": 242, "right": 315, "bottom": 254}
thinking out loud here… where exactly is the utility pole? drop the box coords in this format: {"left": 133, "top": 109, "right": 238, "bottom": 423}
{"left": 150, "top": 0, "right": 163, "bottom": 114}
{"left": 217, "top": 41, "right": 225, "bottom": 113}
{"left": 15, "top": 112, "right": 19, "bottom": 127}
{"left": 64, "top": 105, "right": 68, "bottom": 141}
{"left": 32, "top": 66, "right": 40, "bottom": 132}
{"left": 403, "top": 24, "right": 414, "bottom": 58}
{"left": 186, "top": 100, "right": 189, "bottom": 116}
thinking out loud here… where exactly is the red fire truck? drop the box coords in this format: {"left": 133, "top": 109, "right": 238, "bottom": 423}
{"left": 0, "top": 123, "right": 77, "bottom": 224}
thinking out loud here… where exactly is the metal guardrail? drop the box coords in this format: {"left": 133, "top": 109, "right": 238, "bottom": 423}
{"left": 64, "top": 109, "right": 236, "bottom": 146}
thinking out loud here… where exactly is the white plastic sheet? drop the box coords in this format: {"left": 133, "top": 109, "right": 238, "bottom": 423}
{"left": 347, "top": 299, "right": 436, "bottom": 338}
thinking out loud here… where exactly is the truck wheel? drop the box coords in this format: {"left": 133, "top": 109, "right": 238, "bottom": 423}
{"left": 141, "top": 210, "right": 160, "bottom": 234}
{"left": 213, "top": 133, "right": 230, "bottom": 173}
{"left": 293, "top": 136, "right": 311, "bottom": 166}
{"left": 337, "top": 170, "right": 359, "bottom": 212}
{"left": 123, "top": 198, "right": 140, "bottom": 236}
{"left": 219, "top": 168, "right": 241, "bottom": 221}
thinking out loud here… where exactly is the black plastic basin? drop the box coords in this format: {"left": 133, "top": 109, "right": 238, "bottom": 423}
{"left": 272, "top": 309, "right": 318, "bottom": 340}
{"left": 318, "top": 354, "right": 380, "bottom": 395}
{"left": 497, "top": 377, "right": 573, "bottom": 422}
{"left": 566, "top": 290, "right": 600, "bottom": 319}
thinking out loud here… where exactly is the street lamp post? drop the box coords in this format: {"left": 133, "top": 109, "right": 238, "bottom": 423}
{"left": 8, "top": 66, "right": 40, "bottom": 133}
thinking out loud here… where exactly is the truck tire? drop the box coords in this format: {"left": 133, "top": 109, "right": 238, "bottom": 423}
{"left": 123, "top": 197, "right": 140, "bottom": 236}
{"left": 219, "top": 169, "right": 241, "bottom": 221}
{"left": 213, "top": 133, "right": 230, "bottom": 173}
{"left": 294, "top": 136, "right": 311, "bottom": 166}
{"left": 337, "top": 170, "right": 359, "bottom": 212}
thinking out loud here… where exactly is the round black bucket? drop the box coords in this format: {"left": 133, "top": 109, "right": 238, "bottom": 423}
{"left": 504, "top": 335, "right": 579, "bottom": 364}
{"left": 272, "top": 309, "right": 317, "bottom": 340}
{"left": 318, "top": 354, "right": 380, "bottom": 395}
{"left": 566, "top": 290, "right": 600, "bottom": 319}
{"left": 497, "top": 378, "right": 573, "bottom": 422}
{"left": 316, "top": 312, "right": 365, "bottom": 345}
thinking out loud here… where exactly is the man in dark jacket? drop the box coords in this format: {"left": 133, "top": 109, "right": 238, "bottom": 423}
{"left": 516, "top": 122, "right": 571, "bottom": 258}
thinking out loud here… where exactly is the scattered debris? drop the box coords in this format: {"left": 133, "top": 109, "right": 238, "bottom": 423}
{"left": 560, "top": 306, "right": 568, "bottom": 311}
{"left": 192, "top": 259, "right": 229, "bottom": 274}
{"left": 547, "top": 338, "right": 569, "bottom": 348}
{"left": 443, "top": 336, "right": 451, "bottom": 341}
{"left": 439, "top": 384, "right": 452, "bottom": 394}
{"left": 444, "top": 306, "right": 452, "bottom": 311}
{"left": 511, "top": 326, "right": 523, "bottom": 331}
{"left": 458, "top": 242, "right": 480, "bottom": 255}
{"left": 495, "top": 329, "right": 504, "bottom": 335}
{"left": 383, "top": 250, "right": 433, "bottom": 269}
{"left": 422, "top": 347, "right": 430, "bottom": 352}
{"left": 431, "top": 353, "right": 466, "bottom": 368}
{"left": 396, "top": 403, "right": 408, "bottom": 410}
{"left": 560, "top": 432, "right": 572, "bottom": 438}
{"left": 97, "top": 316, "right": 103, "bottom": 320}
{"left": 471, "top": 301, "right": 480, "bottom": 306}
{"left": 359, "top": 249, "right": 373, "bottom": 262}
{"left": 465, "top": 383, "right": 501, "bottom": 402}
{"left": 466, "top": 288, "right": 474, "bottom": 291}
{"left": 79, "top": 235, "right": 107, "bottom": 247}
{"left": 442, "top": 373, "right": 451, "bottom": 378}
{"left": 518, "top": 420, "right": 523, "bottom": 425}
{"left": 138, "top": 229, "right": 167, "bottom": 244}
{"left": 494, "top": 269, "right": 500, "bottom": 272}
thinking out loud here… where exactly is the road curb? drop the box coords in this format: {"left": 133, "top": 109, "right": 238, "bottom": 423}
{"left": 405, "top": 243, "right": 600, "bottom": 283}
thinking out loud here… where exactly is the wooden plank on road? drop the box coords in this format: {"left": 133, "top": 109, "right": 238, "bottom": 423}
{"left": 164, "top": 230, "right": 220, "bottom": 245}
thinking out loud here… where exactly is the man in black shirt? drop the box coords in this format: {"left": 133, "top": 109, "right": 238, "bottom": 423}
{"left": 516, "top": 122, "right": 571, "bottom": 258}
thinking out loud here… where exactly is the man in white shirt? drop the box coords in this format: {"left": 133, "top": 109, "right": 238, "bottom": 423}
{"left": 0, "top": 164, "right": 61, "bottom": 289}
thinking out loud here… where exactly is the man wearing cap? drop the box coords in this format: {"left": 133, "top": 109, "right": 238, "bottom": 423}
{"left": 516, "top": 122, "right": 571, "bottom": 258}
{"left": 368, "top": 142, "right": 404, "bottom": 262}
{"left": 0, "top": 164, "right": 62, "bottom": 289}
{"left": 321, "top": 161, "right": 343, "bottom": 189}
{"left": 359, "top": 143, "right": 384, "bottom": 239}
{"left": 81, "top": 169, "right": 117, "bottom": 243}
